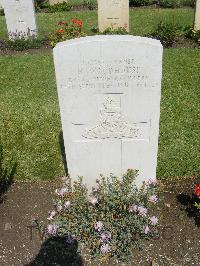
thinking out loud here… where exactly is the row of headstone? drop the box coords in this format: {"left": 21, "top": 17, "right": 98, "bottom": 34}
{"left": 2, "top": 0, "right": 200, "bottom": 40}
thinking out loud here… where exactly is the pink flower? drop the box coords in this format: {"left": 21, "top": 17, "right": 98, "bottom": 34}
{"left": 150, "top": 216, "right": 158, "bottom": 226}
{"left": 55, "top": 187, "right": 68, "bottom": 197}
{"left": 90, "top": 197, "right": 98, "bottom": 205}
{"left": 138, "top": 206, "right": 147, "bottom": 217}
{"left": 146, "top": 178, "right": 157, "bottom": 186}
{"left": 47, "top": 210, "right": 57, "bottom": 220}
{"left": 144, "top": 226, "right": 150, "bottom": 234}
{"left": 129, "top": 204, "right": 138, "bottom": 213}
{"left": 148, "top": 195, "right": 158, "bottom": 204}
{"left": 64, "top": 201, "right": 71, "bottom": 209}
{"left": 56, "top": 204, "right": 62, "bottom": 212}
{"left": 94, "top": 221, "right": 103, "bottom": 231}
{"left": 100, "top": 233, "right": 111, "bottom": 242}
{"left": 92, "top": 184, "right": 100, "bottom": 193}
{"left": 47, "top": 224, "right": 59, "bottom": 236}
{"left": 100, "top": 243, "right": 111, "bottom": 254}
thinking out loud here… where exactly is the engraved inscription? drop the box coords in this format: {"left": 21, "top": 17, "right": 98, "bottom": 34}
{"left": 82, "top": 96, "right": 140, "bottom": 139}
{"left": 63, "top": 58, "right": 150, "bottom": 91}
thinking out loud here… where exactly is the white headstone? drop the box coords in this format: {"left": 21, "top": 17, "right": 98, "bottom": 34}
{"left": 54, "top": 35, "right": 163, "bottom": 188}
{"left": 2, "top": 0, "right": 37, "bottom": 39}
{"left": 98, "top": 0, "right": 129, "bottom": 32}
{"left": 194, "top": 0, "right": 200, "bottom": 31}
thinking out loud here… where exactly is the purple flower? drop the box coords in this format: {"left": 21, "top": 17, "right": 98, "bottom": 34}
{"left": 100, "top": 233, "right": 111, "bottom": 242}
{"left": 90, "top": 197, "right": 98, "bottom": 205}
{"left": 94, "top": 221, "right": 103, "bottom": 232}
{"left": 55, "top": 187, "right": 68, "bottom": 197}
{"left": 64, "top": 201, "right": 71, "bottom": 209}
{"left": 47, "top": 210, "right": 57, "bottom": 220}
{"left": 150, "top": 216, "right": 158, "bottom": 226}
{"left": 144, "top": 225, "right": 150, "bottom": 234}
{"left": 148, "top": 195, "right": 158, "bottom": 204}
{"left": 56, "top": 203, "right": 62, "bottom": 212}
{"left": 92, "top": 184, "right": 100, "bottom": 193}
{"left": 129, "top": 204, "right": 138, "bottom": 213}
{"left": 138, "top": 206, "right": 147, "bottom": 217}
{"left": 146, "top": 178, "right": 157, "bottom": 186}
{"left": 100, "top": 243, "right": 111, "bottom": 254}
{"left": 66, "top": 235, "right": 75, "bottom": 244}
{"left": 47, "top": 224, "right": 59, "bottom": 236}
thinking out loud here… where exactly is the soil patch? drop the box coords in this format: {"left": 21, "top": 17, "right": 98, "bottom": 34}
{"left": 0, "top": 177, "right": 199, "bottom": 265}
{"left": 0, "top": 45, "right": 52, "bottom": 56}
{"left": 0, "top": 38, "right": 199, "bottom": 57}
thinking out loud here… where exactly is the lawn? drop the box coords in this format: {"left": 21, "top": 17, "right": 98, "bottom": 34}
{"left": 0, "top": 9, "right": 199, "bottom": 181}
{"left": 0, "top": 8, "right": 195, "bottom": 38}
{"left": 0, "top": 48, "right": 199, "bottom": 181}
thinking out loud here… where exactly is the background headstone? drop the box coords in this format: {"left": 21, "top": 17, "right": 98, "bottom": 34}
{"left": 2, "top": 0, "right": 37, "bottom": 39}
{"left": 49, "top": 0, "right": 68, "bottom": 5}
{"left": 194, "top": 0, "right": 200, "bottom": 31}
{"left": 54, "top": 35, "right": 163, "bottom": 188}
{"left": 98, "top": 0, "right": 129, "bottom": 32}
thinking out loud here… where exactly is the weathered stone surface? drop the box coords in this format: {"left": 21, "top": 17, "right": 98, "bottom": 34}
{"left": 53, "top": 35, "right": 163, "bottom": 188}
{"left": 98, "top": 0, "right": 129, "bottom": 32}
{"left": 2, "top": 0, "right": 37, "bottom": 39}
{"left": 195, "top": 0, "right": 200, "bottom": 31}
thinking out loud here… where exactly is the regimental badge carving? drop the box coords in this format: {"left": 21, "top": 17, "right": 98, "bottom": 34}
{"left": 82, "top": 97, "right": 140, "bottom": 139}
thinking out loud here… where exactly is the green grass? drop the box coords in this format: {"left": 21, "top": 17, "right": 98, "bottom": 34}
{"left": 0, "top": 8, "right": 195, "bottom": 39}
{"left": 0, "top": 49, "right": 199, "bottom": 181}
{"left": 0, "top": 8, "right": 199, "bottom": 180}
{"left": 0, "top": 54, "right": 65, "bottom": 180}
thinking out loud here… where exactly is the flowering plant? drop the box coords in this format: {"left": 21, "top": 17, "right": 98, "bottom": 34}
{"left": 49, "top": 18, "right": 86, "bottom": 47}
{"left": 47, "top": 170, "right": 159, "bottom": 262}
{"left": 194, "top": 176, "right": 200, "bottom": 212}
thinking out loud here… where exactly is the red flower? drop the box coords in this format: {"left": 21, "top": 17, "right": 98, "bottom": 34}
{"left": 194, "top": 184, "right": 200, "bottom": 198}
{"left": 70, "top": 18, "right": 83, "bottom": 28}
{"left": 57, "top": 29, "right": 65, "bottom": 34}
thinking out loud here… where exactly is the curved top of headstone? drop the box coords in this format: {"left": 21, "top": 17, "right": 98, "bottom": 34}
{"left": 54, "top": 35, "right": 162, "bottom": 50}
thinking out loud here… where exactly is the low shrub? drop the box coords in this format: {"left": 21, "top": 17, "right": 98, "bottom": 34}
{"left": 49, "top": 18, "right": 86, "bottom": 47}
{"left": 159, "top": 0, "right": 182, "bottom": 8}
{"left": 47, "top": 170, "right": 159, "bottom": 263}
{"left": 159, "top": 0, "right": 195, "bottom": 8}
{"left": 129, "top": 0, "right": 156, "bottom": 6}
{"left": 150, "top": 21, "right": 180, "bottom": 47}
{"left": 48, "top": 2, "right": 72, "bottom": 12}
{"left": 180, "top": 0, "right": 196, "bottom": 7}
{"left": 34, "top": 0, "right": 49, "bottom": 11}
{"left": 185, "top": 28, "right": 200, "bottom": 44}
{"left": 0, "top": 8, "right": 4, "bottom": 16}
{"left": 92, "top": 26, "right": 129, "bottom": 35}
{"left": 2, "top": 36, "right": 44, "bottom": 51}
{"left": 83, "top": 0, "right": 97, "bottom": 10}
{"left": 102, "top": 27, "right": 129, "bottom": 35}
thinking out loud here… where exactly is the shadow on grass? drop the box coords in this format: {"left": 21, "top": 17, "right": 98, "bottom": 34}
{"left": 27, "top": 236, "right": 84, "bottom": 266}
{"left": 177, "top": 194, "right": 200, "bottom": 227}
{"left": 0, "top": 143, "right": 17, "bottom": 203}
{"left": 59, "top": 131, "right": 68, "bottom": 176}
